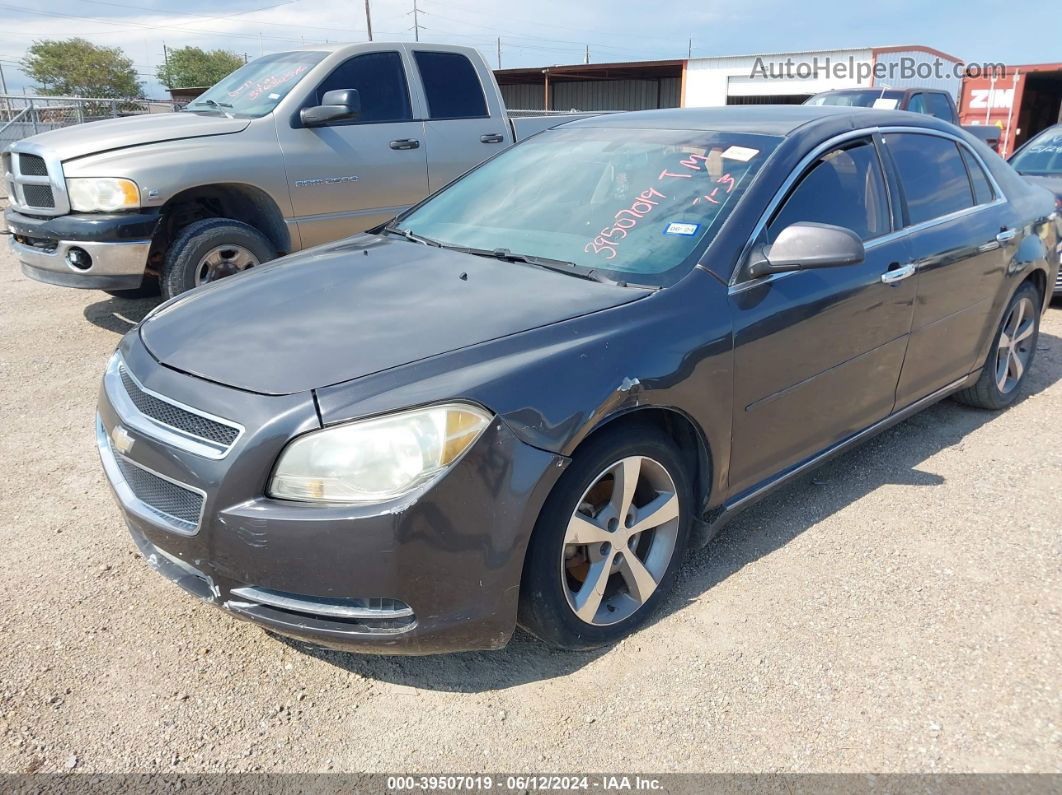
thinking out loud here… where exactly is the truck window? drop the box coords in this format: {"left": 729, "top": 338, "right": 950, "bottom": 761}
{"left": 907, "top": 93, "right": 927, "bottom": 114}
{"left": 884, "top": 133, "right": 974, "bottom": 225}
{"left": 922, "top": 92, "right": 955, "bottom": 121}
{"left": 314, "top": 52, "right": 412, "bottom": 123}
{"left": 413, "top": 51, "right": 488, "bottom": 119}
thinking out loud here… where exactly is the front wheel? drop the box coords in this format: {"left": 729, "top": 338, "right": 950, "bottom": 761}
{"left": 954, "top": 281, "right": 1041, "bottom": 410}
{"left": 160, "top": 218, "right": 277, "bottom": 300}
{"left": 519, "top": 424, "right": 693, "bottom": 650}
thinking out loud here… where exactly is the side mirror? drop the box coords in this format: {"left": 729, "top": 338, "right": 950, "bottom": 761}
{"left": 748, "top": 221, "right": 865, "bottom": 278}
{"left": 299, "top": 88, "right": 361, "bottom": 127}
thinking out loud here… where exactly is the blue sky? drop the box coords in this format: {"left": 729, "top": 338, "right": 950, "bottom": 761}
{"left": 0, "top": 0, "right": 1056, "bottom": 98}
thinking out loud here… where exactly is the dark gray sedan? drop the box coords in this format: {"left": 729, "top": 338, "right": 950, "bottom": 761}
{"left": 97, "top": 106, "right": 1059, "bottom": 654}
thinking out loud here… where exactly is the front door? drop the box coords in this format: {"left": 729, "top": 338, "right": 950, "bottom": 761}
{"left": 277, "top": 50, "right": 429, "bottom": 248}
{"left": 728, "top": 136, "right": 916, "bottom": 496}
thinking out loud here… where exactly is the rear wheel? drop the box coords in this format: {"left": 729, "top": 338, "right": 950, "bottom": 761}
{"left": 954, "top": 282, "right": 1041, "bottom": 410}
{"left": 160, "top": 218, "right": 276, "bottom": 300}
{"left": 519, "top": 424, "right": 693, "bottom": 650}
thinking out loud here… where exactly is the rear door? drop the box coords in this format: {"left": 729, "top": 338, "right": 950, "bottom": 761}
{"left": 412, "top": 50, "right": 514, "bottom": 191}
{"left": 883, "top": 131, "right": 1012, "bottom": 406}
{"left": 728, "top": 135, "right": 916, "bottom": 495}
{"left": 277, "top": 50, "right": 429, "bottom": 248}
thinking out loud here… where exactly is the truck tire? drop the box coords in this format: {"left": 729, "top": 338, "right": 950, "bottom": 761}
{"left": 161, "top": 218, "right": 277, "bottom": 300}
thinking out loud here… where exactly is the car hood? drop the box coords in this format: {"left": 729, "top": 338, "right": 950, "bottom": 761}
{"left": 139, "top": 236, "right": 647, "bottom": 395}
{"left": 14, "top": 112, "right": 250, "bottom": 162}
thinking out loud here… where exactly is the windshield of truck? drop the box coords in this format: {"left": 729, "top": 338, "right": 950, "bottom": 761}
{"left": 184, "top": 51, "right": 326, "bottom": 118}
{"left": 806, "top": 90, "right": 905, "bottom": 109}
{"left": 1010, "top": 127, "right": 1062, "bottom": 176}
{"left": 394, "top": 127, "right": 780, "bottom": 287}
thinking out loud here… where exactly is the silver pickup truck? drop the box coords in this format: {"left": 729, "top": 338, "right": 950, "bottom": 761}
{"left": 2, "top": 42, "right": 579, "bottom": 298}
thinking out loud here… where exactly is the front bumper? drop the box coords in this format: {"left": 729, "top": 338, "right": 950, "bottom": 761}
{"left": 97, "top": 334, "right": 566, "bottom": 654}
{"left": 5, "top": 206, "right": 158, "bottom": 290}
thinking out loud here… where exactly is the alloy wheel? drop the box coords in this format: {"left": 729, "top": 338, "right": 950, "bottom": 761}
{"left": 995, "top": 295, "right": 1036, "bottom": 394}
{"left": 194, "top": 244, "right": 259, "bottom": 286}
{"left": 561, "top": 455, "right": 681, "bottom": 626}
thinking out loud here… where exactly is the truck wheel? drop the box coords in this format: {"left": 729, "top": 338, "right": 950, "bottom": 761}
{"left": 161, "top": 218, "right": 277, "bottom": 300}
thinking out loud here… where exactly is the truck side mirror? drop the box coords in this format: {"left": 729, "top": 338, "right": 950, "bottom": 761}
{"left": 300, "top": 89, "right": 361, "bottom": 127}
{"left": 748, "top": 222, "right": 865, "bottom": 278}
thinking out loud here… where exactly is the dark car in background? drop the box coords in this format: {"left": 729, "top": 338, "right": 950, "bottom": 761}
{"left": 96, "top": 106, "right": 1058, "bottom": 655}
{"left": 806, "top": 87, "right": 1001, "bottom": 151}
{"left": 1009, "top": 123, "right": 1062, "bottom": 296}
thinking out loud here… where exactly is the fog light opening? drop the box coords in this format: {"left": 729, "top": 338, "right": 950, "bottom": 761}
{"left": 66, "top": 247, "right": 92, "bottom": 271}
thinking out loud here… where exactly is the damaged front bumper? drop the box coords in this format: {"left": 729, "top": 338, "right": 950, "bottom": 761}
{"left": 96, "top": 335, "right": 567, "bottom": 655}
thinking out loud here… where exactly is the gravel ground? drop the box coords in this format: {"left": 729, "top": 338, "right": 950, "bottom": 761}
{"left": 0, "top": 218, "right": 1059, "bottom": 775}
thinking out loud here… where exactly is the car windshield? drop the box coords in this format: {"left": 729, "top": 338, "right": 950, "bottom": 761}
{"left": 395, "top": 127, "right": 780, "bottom": 286}
{"left": 1010, "top": 127, "right": 1062, "bottom": 176}
{"left": 806, "top": 90, "right": 904, "bottom": 109}
{"left": 184, "top": 51, "right": 326, "bottom": 118}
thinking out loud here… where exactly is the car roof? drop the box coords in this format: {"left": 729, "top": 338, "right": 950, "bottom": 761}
{"left": 566, "top": 104, "right": 957, "bottom": 138}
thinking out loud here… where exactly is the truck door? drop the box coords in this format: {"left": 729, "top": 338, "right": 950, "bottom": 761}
{"left": 411, "top": 50, "right": 514, "bottom": 192}
{"left": 277, "top": 50, "right": 429, "bottom": 248}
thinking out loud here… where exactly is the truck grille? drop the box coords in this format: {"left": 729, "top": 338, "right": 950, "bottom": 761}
{"left": 21, "top": 184, "right": 55, "bottom": 208}
{"left": 118, "top": 364, "right": 241, "bottom": 449}
{"left": 4, "top": 146, "right": 68, "bottom": 216}
{"left": 17, "top": 153, "right": 48, "bottom": 176}
{"left": 113, "top": 453, "right": 204, "bottom": 530}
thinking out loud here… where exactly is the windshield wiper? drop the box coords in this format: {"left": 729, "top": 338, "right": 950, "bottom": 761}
{"left": 457, "top": 246, "right": 642, "bottom": 287}
{"left": 198, "top": 98, "right": 233, "bottom": 109}
{"left": 381, "top": 224, "right": 442, "bottom": 247}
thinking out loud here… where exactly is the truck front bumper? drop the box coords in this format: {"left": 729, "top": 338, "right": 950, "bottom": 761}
{"left": 4, "top": 206, "right": 159, "bottom": 290}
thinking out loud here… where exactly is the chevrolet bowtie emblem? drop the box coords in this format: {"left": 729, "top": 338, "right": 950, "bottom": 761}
{"left": 111, "top": 425, "right": 135, "bottom": 455}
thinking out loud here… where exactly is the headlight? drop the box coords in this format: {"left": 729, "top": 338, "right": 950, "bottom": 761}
{"left": 67, "top": 178, "right": 140, "bottom": 212}
{"left": 269, "top": 403, "right": 492, "bottom": 504}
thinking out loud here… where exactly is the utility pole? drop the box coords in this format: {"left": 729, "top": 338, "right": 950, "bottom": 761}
{"left": 497, "top": 37, "right": 501, "bottom": 69}
{"left": 411, "top": 0, "right": 422, "bottom": 42}
{"left": 0, "top": 62, "right": 8, "bottom": 117}
{"left": 584, "top": 44, "right": 589, "bottom": 64}
{"left": 364, "top": 0, "right": 373, "bottom": 41}
{"left": 688, "top": 38, "right": 692, "bottom": 59}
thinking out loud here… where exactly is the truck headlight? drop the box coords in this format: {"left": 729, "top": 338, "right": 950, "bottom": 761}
{"left": 67, "top": 178, "right": 140, "bottom": 212}
{"left": 269, "top": 403, "right": 492, "bottom": 504}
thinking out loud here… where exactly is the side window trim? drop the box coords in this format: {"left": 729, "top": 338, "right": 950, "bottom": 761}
{"left": 296, "top": 50, "right": 414, "bottom": 128}
{"left": 731, "top": 125, "right": 1009, "bottom": 288}
{"left": 958, "top": 144, "right": 997, "bottom": 205}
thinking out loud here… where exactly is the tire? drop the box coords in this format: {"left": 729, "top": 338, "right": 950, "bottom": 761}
{"left": 953, "top": 281, "right": 1041, "bottom": 410}
{"left": 104, "top": 278, "right": 160, "bottom": 299}
{"left": 518, "top": 423, "right": 693, "bottom": 651}
{"left": 160, "top": 218, "right": 277, "bottom": 300}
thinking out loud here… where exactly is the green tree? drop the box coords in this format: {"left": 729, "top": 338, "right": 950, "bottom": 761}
{"left": 21, "top": 38, "right": 142, "bottom": 98}
{"left": 156, "top": 47, "right": 245, "bottom": 89}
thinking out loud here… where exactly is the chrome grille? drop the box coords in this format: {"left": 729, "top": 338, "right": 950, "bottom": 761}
{"left": 113, "top": 454, "right": 203, "bottom": 530}
{"left": 21, "top": 183, "right": 55, "bottom": 208}
{"left": 118, "top": 364, "right": 240, "bottom": 449}
{"left": 1055, "top": 269, "right": 1062, "bottom": 291}
{"left": 17, "top": 153, "right": 48, "bottom": 176}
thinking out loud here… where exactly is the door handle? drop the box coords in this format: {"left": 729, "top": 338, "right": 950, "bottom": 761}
{"left": 480, "top": 133, "right": 504, "bottom": 144}
{"left": 389, "top": 138, "right": 420, "bottom": 150}
{"left": 880, "top": 263, "right": 916, "bottom": 284}
{"left": 996, "top": 228, "right": 1017, "bottom": 243}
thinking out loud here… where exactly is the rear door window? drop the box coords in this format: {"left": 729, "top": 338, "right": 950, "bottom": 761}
{"left": 768, "top": 140, "right": 891, "bottom": 242}
{"left": 884, "top": 133, "right": 974, "bottom": 225}
{"left": 314, "top": 51, "right": 412, "bottom": 123}
{"left": 413, "top": 51, "right": 488, "bottom": 119}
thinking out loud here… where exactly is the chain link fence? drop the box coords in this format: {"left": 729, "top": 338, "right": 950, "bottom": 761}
{"left": 0, "top": 95, "right": 178, "bottom": 150}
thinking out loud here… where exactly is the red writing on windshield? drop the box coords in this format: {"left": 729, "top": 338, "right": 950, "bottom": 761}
{"left": 584, "top": 148, "right": 739, "bottom": 261}
{"left": 227, "top": 64, "right": 310, "bottom": 102}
